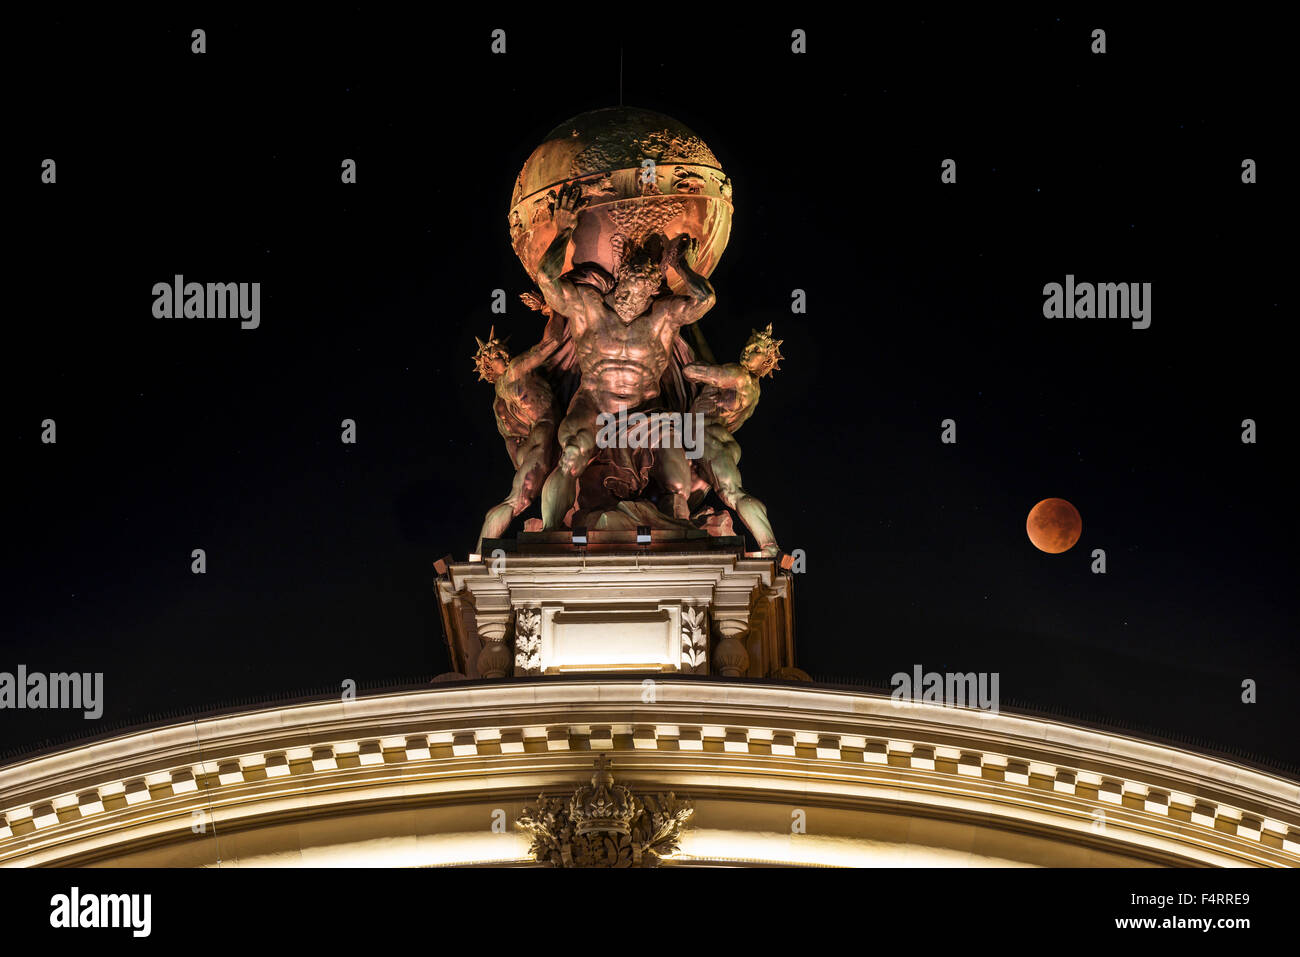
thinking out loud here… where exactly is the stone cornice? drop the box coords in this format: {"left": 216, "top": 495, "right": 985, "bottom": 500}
{"left": 1, "top": 679, "right": 1297, "bottom": 866}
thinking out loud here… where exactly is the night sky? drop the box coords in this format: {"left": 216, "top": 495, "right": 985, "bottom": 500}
{"left": 5, "top": 13, "right": 1294, "bottom": 768}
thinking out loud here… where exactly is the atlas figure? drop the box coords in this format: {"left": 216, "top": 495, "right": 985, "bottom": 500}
{"left": 535, "top": 185, "right": 716, "bottom": 528}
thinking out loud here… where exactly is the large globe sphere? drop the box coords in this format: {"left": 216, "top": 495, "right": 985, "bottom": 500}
{"left": 508, "top": 107, "right": 733, "bottom": 292}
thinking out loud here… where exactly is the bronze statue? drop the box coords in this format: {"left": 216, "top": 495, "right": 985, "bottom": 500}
{"left": 468, "top": 107, "right": 788, "bottom": 555}
{"left": 472, "top": 307, "right": 564, "bottom": 553}
{"left": 535, "top": 184, "right": 715, "bottom": 528}
{"left": 681, "top": 325, "right": 784, "bottom": 556}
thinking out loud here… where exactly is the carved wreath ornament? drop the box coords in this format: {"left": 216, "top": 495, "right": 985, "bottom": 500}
{"left": 516, "top": 755, "right": 694, "bottom": 867}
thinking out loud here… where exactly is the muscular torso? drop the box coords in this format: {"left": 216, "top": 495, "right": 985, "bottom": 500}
{"left": 692, "top": 363, "right": 760, "bottom": 433}
{"left": 570, "top": 288, "right": 679, "bottom": 409}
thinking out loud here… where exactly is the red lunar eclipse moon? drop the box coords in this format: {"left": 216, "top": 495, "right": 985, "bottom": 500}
{"left": 1026, "top": 498, "right": 1082, "bottom": 554}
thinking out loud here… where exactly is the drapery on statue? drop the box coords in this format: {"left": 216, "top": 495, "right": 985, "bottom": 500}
{"left": 472, "top": 107, "right": 786, "bottom": 555}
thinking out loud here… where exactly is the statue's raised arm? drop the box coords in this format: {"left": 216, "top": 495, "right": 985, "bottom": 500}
{"left": 535, "top": 185, "right": 591, "bottom": 323}
{"left": 659, "top": 233, "right": 715, "bottom": 328}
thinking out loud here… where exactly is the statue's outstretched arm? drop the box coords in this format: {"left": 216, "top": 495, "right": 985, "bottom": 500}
{"left": 509, "top": 319, "right": 564, "bottom": 376}
{"left": 682, "top": 362, "right": 736, "bottom": 388}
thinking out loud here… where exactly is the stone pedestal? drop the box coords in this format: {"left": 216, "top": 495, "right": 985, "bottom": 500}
{"left": 435, "top": 535, "right": 797, "bottom": 680}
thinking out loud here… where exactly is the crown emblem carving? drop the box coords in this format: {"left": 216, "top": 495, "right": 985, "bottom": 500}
{"left": 569, "top": 754, "right": 637, "bottom": 836}
{"left": 517, "top": 755, "right": 694, "bottom": 867}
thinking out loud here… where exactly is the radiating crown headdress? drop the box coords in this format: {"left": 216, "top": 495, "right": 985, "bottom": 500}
{"left": 472, "top": 326, "right": 510, "bottom": 380}
{"left": 740, "top": 323, "right": 784, "bottom": 376}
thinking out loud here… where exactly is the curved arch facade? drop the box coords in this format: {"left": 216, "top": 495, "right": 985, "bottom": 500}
{"left": 1, "top": 680, "right": 1296, "bottom": 867}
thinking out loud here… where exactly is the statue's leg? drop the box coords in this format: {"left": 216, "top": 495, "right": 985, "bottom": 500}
{"left": 476, "top": 502, "right": 515, "bottom": 554}
{"left": 476, "top": 421, "right": 557, "bottom": 551}
{"left": 705, "top": 428, "right": 778, "bottom": 556}
{"left": 515, "top": 419, "right": 557, "bottom": 512}
{"left": 541, "top": 393, "right": 598, "bottom": 529}
{"left": 652, "top": 422, "right": 692, "bottom": 519}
